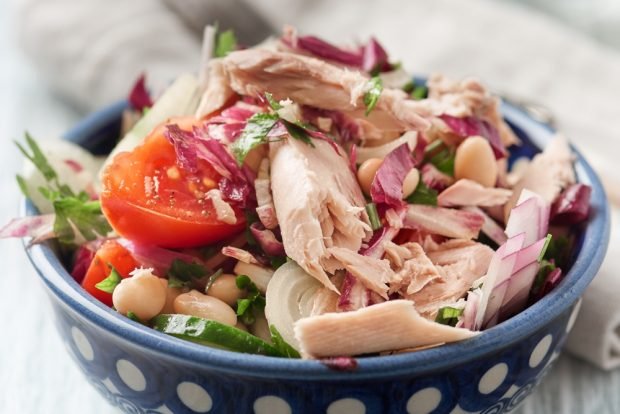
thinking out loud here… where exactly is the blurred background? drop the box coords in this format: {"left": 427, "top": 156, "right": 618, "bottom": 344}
{"left": 1, "top": 0, "right": 619, "bottom": 413}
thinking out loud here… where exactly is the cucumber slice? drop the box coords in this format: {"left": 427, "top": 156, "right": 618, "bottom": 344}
{"left": 98, "top": 74, "right": 201, "bottom": 180}
{"left": 151, "top": 314, "right": 283, "bottom": 357}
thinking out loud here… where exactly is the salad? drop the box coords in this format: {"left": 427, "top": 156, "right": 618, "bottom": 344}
{"left": 1, "top": 26, "right": 591, "bottom": 360}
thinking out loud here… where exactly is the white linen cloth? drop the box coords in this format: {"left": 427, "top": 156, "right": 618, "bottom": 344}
{"left": 12, "top": 0, "right": 620, "bottom": 368}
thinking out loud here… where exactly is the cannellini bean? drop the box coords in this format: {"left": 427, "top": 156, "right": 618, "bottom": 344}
{"left": 113, "top": 268, "right": 167, "bottom": 321}
{"left": 206, "top": 273, "right": 243, "bottom": 307}
{"left": 235, "top": 322, "right": 249, "bottom": 332}
{"left": 454, "top": 136, "right": 498, "bottom": 188}
{"left": 402, "top": 168, "right": 420, "bottom": 199}
{"left": 174, "top": 290, "right": 237, "bottom": 326}
{"left": 159, "top": 279, "right": 184, "bottom": 314}
{"left": 357, "top": 158, "right": 383, "bottom": 195}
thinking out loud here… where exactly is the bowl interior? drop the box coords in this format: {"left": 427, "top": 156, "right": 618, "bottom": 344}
{"left": 24, "top": 99, "right": 611, "bottom": 380}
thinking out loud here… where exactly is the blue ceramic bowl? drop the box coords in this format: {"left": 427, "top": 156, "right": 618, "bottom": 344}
{"left": 24, "top": 100, "right": 610, "bottom": 414}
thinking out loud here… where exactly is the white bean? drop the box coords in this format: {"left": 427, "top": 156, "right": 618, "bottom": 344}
{"left": 112, "top": 269, "right": 166, "bottom": 321}
{"left": 174, "top": 290, "right": 237, "bottom": 326}
{"left": 357, "top": 158, "right": 383, "bottom": 195}
{"left": 206, "top": 274, "right": 243, "bottom": 307}
{"left": 159, "top": 278, "right": 184, "bottom": 314}
{"left": 402, "top": 168, "right": 420, "bottom": 199}
{"left": 454, "top": 136, "right": 498, "bottom": 187}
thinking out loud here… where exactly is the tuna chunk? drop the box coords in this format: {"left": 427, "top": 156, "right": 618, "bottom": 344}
{"left": 196, "top": 59, "right": 235, "bottom": 117}
{"left": 294, "top": 299, "right": 478, "bottom": 358}
{"left": 269, "top": 136, "right": 371, "bottom": 291}
{"left": 438, "top": 179, "right": 512, "bottom": 207}
{"left": 221, "top": 49, "right": 430, "bottom": 137}
{"left": 504, "top": 135, "right": 575, "bottom": 220}
{"left": 384, "top": 242, "right": 442, "bottom": 295}
{"left": 327, "top": 246, "right": 394, "bottom": 298}
{"left": 404, "top": 205, "right": 484, "bottom": 240}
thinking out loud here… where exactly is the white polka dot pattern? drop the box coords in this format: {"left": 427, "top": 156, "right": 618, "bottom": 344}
{"left": 327, "top": 398, "right": 366, "bottom": 414}
{"left": 566, "top": 299, "right": 582, "bottom": 333}
{"left": 529, "top": 335, "right": 553, "bottom": 368}
{"left": 116, "top": 359, "right": 146, "bottom": 392}
{"left": 253, "top": 395, "right": 292, "bottom": 414}
{"left": 71, "top": 327, "right": 94, "bottom": 361}
{"left": 177, "top": 382, "right": 212, "bottom": 413}
{"left": 478, "top": 363, "right": 508, "bottom": 394}
{"left": 406, "top": 387, "right": 442, "bottom": 414}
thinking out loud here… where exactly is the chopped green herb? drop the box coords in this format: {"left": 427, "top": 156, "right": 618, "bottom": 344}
{"left": 425, "top": 141, "right": 455, "bottom": 176}
{"left": 265, "top": 92, "right": 282, "bottom": 110}
{"left": 282, "top": 120, "right": 315, "bottom": 147}
{"left": 214, "top": 29, "right": 237, "bottom": 58}
{"left": 365, "top": 202, "right": 382, "bottom": 231}
{"left": 270, "top": 256, "right": 288, "bottom": 270}
{"left": 53, "top": 198, "right": 112, "bottom": 244}
{"left": 95, "top": 266, "right": 122, "bottom": 294}
{"left": 543, "top": 235, "right": 571, "bottom": 269}
{"left": 410, "top": 85, "right": 428, "bottom": 100}
{"left": 406, "top": 181, "right": 438, "bottom": 206}
{"left": 363, "top": 76, "right": 383, "bottom": 116}
{"left": 235, "top": 275, "right": 266, "bottom": 325}
{"left": 231, "top": 113, "right": 279, "bottom": 165}
{"left": 269, "top": 325, "right": 301, "bottom": 358}
{"left": 531, "top": 259, "right": 556, "bottom": 296}
{"left": 435, "top": 306, "right": 464, "bottom": 326}
{"left": 167, "top": 259, "right": 208, "bottom": 282}
{"left": 538, "top": 234, "right": 553, "bottom": 262}
{"left": 167, "top": 276, "right": 187, "bottom": 289}
{"left": 204, "top": 268, "right": 224, "bottom": 294}
{"left": 126, "top": 311, "right": 144, "bottom": 324}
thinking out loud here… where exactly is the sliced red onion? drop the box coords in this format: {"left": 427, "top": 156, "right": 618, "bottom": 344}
{"left": 505, "top": 189, "right": 549, "bottom": 246}
{"left": 463, "top": 206, "right": 507, "bottom": 246}
{"left": 362, "top": 37, "right": 389, "bottom": 72}
{"left": 421, "top": 164, "right": 454, "bottom": 192}
{"left": 249, "top": 222, "right": 285, "bottom": 257}
{"left": 128, "top": 73, "right": 153, "bottom": 112}
{"left": 164, "top": 124, "right": 200, "bottom": 173}
{"left": 536, "top": 267, "right": 563, "bottom": 301}
{"left": 460, "top": 289, "right": 481, "bottom": 331}
{"left": 550, "top": 184, "right": 592, "bottom": 225}
{"left": 296, "top": 35, "right": 363, "bottom": 67}
{"left": 440, "top": 115, "right": 507, "bottom": 159}
{"left": 218, "top": 177, "right": 253, "bottom": 208}
{"left": 221, "top": 246, "right": 260, "bottom": 264}
{"left": 370, "top": 144, "right": 415, "bottom": 208}
{"left": 0, "top": 214, "right": 55, "bottom": 242}
{"left": 64, "top": 159, "right": 84, "bottom": 173}
{"left": 320, "top": 356, "right": 358, "bottom": 371}
{"left": 499, "top": 261, "right": 540, "bottom": 320}
{"left": 117, "top": 239, "right": 202, "bottom": 275}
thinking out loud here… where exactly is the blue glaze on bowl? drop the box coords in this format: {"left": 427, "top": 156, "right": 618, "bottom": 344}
{"left": 23, "top": 100, "right": 610, "bottom": 414}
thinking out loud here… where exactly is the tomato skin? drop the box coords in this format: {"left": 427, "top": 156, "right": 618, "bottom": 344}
{"left": 100, "top": 117, "right": 245, "bottom": 248}
{"left": 81, "top": 240, "right": 139, "bottom": 306}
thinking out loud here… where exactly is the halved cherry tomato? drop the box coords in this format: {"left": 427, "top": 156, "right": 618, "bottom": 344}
{"left": 81, "top": 240, "right": 139, "bottom": 306}
{"left": 100, "top": 117, "right": 245, "bottom": 248}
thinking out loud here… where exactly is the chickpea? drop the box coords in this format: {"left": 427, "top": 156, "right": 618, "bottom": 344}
{"left": 357, "top": 158, "right": 383, "bottom": 195}
{"left": 159, "top": 279, "right": 184, "bottom": 314}
{"left": 454, "top": 136, "right": 498, "bottom": 187}
{"left": 174, "top": 290, "right": 237, "bottom": 326}
{"left": 113, "top": 269, "right": 166, "bottom": 321}
{"left": 206, "top": 274, "right": 243, "bottom": 307}
{"left": 402, "top": 168, "right": 420, "bottom": 199}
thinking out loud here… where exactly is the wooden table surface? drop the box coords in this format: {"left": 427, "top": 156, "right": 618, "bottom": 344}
{"left": 1, "top": 5, "right": 619, "bottom": 414}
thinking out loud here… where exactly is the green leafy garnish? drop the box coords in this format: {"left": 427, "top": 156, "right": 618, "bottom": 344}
{"left": 435, "top": 306, "right": 463, "bottom": 326}
{"left": 167, "top": 258, "right": 208, "bottom": 287}
{"left": 402, "top": 81, "right": 428, "bottom": 100}
{"left": 531, "top": 259, "right": 556, "bottom": 296}
{"left": 126, "top": 311, "right": 144, "bottom": 324}
{"left": 282, "top": 121, "right": 314, "bottom": 147}
{"left": 53, "top": 198, "right": 112, "bottom": 244}
{"left": 265, "top": 92, "right": 283, "bottom": 110}
{"left": 365, "top": 202, "right": 382, "bottom": 231}
{"left": 543, "top": 235, "right": 571, "bottom": 269}
{"left": 424, "top": 141, "right": 455, "bottom": 176}
{"left": 269, "top": 325, "right": 301, "bottom": 358}
{"left": 406, "top": 181, "right": 438, "bottom": 206}
{"left": 214, "top": 29, "right": 237, "bottom": 58}
{"left": 270, "top": 256, "right": 288, "bottom": 270}
{"left": 95, "top": 266, "right": 122, "bottom": 294}
{"left": 235, "top": 275, "right": 266, "bottom": 325}
{"left": 538, "top": 234, "right": 553, "bottom": 262}
{"left": 231, "top": 113, "right": 279, "bottom": 165}
{"left": 363, "top": 76, "right": 383, "bottom": 116}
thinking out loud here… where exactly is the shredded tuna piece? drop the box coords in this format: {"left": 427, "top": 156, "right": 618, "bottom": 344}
{"left": 196, "top": 59, "right": 235, "bottom": 117}
{"left": 269, "top": 136, "right": 371, "bottom": 291}
{"left": 221, "top": 246, "right": 260, "bottom": 264}
{"left": 254, "top": 158, "right": 278, "bottom": 229}
{"left": 421, "top": 163, "right": 454, "bottom": 191}
{"left": 404, "top": 205, "right": 484, "bottom": 240}
{"left": 205, "top": 189, "right": 237, "bottom": 225}
{"left": 385, "top": 242, "right": 443, "bottom": 295}
{"left": 294, "top": 300, "right": 478, "bottom": 358}
{"left": 221, "top": 49, "right": 430, "bottom": 136}
{"left": 438, "top": 179, "right": 512, "bottom": 207}
{"left": 505, "top": 135, "right": 576, "bottom": 220}
{"left": 327, "top": 247, "right": 394, "bottom": 299}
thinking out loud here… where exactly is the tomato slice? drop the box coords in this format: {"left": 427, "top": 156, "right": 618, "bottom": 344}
{"left": 81, "top": 240, "right": 138, "bottom": 306}
{"left": 100, "top": 117, "right": 245, "bottom": 248}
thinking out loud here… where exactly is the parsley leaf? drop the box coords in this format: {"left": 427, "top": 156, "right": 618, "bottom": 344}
{"left": 214, "top": 29, "right": 237, "bottom": 58}
{"left": 126, "top": 311, "right": 144, "bottom": 324}
{"left": 543, "top": 235, "right": 571, "bottom": 269}
{"left": 363, "top": 76, "right": 383, "bottom": 116}
{"left": 235, "top": 275, "right": 266, "bottom": 325}
{"left": 435, "top": 306, "right": 463, "bottom": 326}
{"left": 424, "top": 140, "right": 455, "bottom": 176}
{"left": 95, "top": 266, "right": 122, "bottom": 294}
{"left": 406, "top": 181, "right": 438, "bottom": 206}
{"left": 231, "top": 113, "right": 279, "bottom": 165}
{"left": 265, "top": 92, "right": 283, "bottom": 110}
{"left": 53, "top": 198, "right": 112, "bottom": 244}
{"left": 167, "top": 259, "right": 208, "bottom": 282}
{"left": 269, "top": 325, "right": 301, "bottom": 358}
{"left": 282, "top": 120, "right": 314, "bottom": 147}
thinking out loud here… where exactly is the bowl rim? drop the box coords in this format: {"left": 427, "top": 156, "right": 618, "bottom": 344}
{"left": 23, "top": 99, "right": 611, "bottom": 381}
